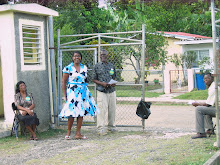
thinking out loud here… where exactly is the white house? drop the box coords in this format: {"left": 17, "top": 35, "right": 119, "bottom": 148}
{"left": 161, "top": 32, "right": 216, "bottom": 93}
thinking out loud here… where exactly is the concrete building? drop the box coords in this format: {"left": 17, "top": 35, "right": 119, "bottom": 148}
{"left": 0, "top": 3, "right": 58, "bottom": 132}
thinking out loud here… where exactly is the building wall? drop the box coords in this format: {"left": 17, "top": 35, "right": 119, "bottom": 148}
{"left": 165, "top": 37, "right": 183, "bottom": 71}
{"left": 0, "top": 11, "right": 17, "bottom": 124}
{"left": 14, "top": 13, "right": 51, "bottom": 131}
{"left": 0, "top": 46, "right": 4, "bottom": 116}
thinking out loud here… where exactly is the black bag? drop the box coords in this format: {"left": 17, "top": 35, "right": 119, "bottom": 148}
{"left": 136, "top": 100, "right": 151, "bottom": 119}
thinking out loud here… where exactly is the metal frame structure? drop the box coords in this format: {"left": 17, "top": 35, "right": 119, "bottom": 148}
{"left": 211, "top": 0, "right": 220, "bottom": 147}
{"left": 56, "top": 25, "right": 146, "bottom": 128}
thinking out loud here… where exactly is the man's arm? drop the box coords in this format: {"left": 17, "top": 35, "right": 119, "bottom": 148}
{"left": 192, "top": 102, "right": 211, "bottom": 107}
{"left": 92, "top": 79, "right": 109, "bottom": 88}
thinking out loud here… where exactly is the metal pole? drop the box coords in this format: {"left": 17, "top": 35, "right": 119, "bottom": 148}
{"left": 141, "top": 24, "right": 146, "bottom": 130}
{"left": 98, "top": 34, "right": 101, "bottom": 62}
{"left": 211, "top": 0, "right": 220, "bottom": 147}
{"left": 57, "top": 29, "right": 61, "bottom": 127}
{"left": 48, "top": 16, "right": 57, "bottom": 125}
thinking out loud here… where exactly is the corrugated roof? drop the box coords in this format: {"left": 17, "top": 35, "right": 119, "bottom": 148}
{"left": 158, "top": 31, "right": 212, "bottom": 40}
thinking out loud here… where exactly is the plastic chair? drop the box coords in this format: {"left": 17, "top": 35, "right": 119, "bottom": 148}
{"left": 208, "top": 124, "right": 216, "bottom": 137}
{"left": 10, "top": 102, "right": 40, "bottom": 140}
{"left": 11, "top": 102, "right": 27, "bottom": 140}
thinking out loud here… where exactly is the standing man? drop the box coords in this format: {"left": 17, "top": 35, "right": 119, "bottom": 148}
{"left": 92, "top": 49, "right": 117, "bottom": 135}
{"left": 191, "top": 73, "right": 216, "bottom": 139}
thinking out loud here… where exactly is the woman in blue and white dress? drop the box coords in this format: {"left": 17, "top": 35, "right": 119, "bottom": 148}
{"left": 59, "top": 51, "right": 99, "bottom": 140}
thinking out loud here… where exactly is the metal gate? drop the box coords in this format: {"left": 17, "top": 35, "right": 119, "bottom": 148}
{"left": 57, "top": 25, "right": 146, "bottom": 127}
{"left": 170, "top": 70, "right": 188, "bottom": 93}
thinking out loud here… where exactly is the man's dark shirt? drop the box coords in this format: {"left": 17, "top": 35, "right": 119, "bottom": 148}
{"left": 93, "top": 62, "right": 116, "bottom": 93}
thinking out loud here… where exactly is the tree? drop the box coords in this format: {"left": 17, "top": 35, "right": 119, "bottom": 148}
{"left": 107, "top": 1, "right": 168, "bottom": 83}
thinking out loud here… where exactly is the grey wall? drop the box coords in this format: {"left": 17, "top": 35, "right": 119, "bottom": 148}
{"left": 14, "top": 13, "right": 51, "bottom": 131}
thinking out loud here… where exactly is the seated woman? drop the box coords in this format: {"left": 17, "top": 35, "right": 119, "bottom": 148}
{"left": 14, "top": 81, "right": 39, "bottom": 140}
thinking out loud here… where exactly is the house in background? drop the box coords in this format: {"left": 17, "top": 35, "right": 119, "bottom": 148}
{"left": 0, "top": 3, "right": 58, "bottom": 133}
{"left": 161, "top": 32, "right": 215, "bottom": 93}
{"left": 121, "top": 31, "right": 214, "bottom": 85}
{"left": 162, "top": 32, "right": 213, "bottom": 71}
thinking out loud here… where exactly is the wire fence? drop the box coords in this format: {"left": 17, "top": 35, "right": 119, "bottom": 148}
{"left": 56, "top": 27, "right": 164, "bottom": 127}
{"left": 59, "top": 44, "right": 145, "bottom": 126}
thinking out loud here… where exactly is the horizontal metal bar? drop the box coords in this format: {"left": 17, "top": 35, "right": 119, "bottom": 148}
{"left": 215, "top": 19, "right": 220, "bottom": 24}
{"left": 60, "top": 30, "right": 142, "bottom": 38}
{"left": 215, "top": 8, "right": 220, "bottom": 12}
{"left": 23, "top": 42, "right": 40, "bottom": 44}
{"left": 61, "top": 36, "right": 98, "bottom": 46}
{"left": 116, "top": 83, "right": 142, "bottom": 86}
{"left": 101, "top": 35, "right": 142, "bottom": 42}
{"left": 22, "top": 24, "right": 40, "bottom": 29}
{"left": 98, "top": 42, "right": 142, "bottom": 46}
{"left": 23, "top": 37, "right": 40, "bottom": 40}
{"left": 23, "top": 32, "right": 39, "bottom": 35}
{"left": 60, "top": 48, "right": 97, "bottom": 52}
{"left": 58, "top": 121, "right": 142, "bottom": 127}
{"left": 116, "top": 125, "right": 142, "bottom": 127}
{"left": 60, "top": 42, "right": 142, "bottom": 49}
{"left": 24, "top": 57, "right": 41, "bottom": 59}
{"left": 22, "top": 27, "right": 39, "bottom": 30}
{"left": 23, "top": 47, "right": 41, "bottom": 49}
{"left": 24, "top": 62, "right": 41, "bottom": 64}
{"left": 24, "top": 52, "right": 41, "bottom": 55}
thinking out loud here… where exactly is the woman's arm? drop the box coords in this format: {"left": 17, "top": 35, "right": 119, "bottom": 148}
{"left": 62, "top": 73, "right": 69, "bottom": 102}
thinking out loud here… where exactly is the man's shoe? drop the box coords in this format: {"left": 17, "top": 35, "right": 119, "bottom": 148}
{"left": 191, "top": 133, "right": 207, "bottom": 139}
{"left": 97, "top": 130, "right": 107, "bottom": 136}
{"left": 108, "top": 128, "right": 117, "bottom": 133}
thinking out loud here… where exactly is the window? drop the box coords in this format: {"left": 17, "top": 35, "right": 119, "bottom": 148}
{"left": 187, "top": 50, "right": 209, "bottom": 68}
{"left": 19, "top": 19, "right": 45, "bottom": 71}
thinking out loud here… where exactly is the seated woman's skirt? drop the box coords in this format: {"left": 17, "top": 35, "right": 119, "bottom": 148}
{"left": 18, "top": 113, "right": 39, "bottom": 126}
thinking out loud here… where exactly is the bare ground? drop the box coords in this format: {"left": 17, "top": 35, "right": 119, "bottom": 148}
{"left": 0, "top": 105, "right": 216, "bottom": 165}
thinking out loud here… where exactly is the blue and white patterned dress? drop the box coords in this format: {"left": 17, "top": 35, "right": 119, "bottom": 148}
{"left": 59, "top": 63, "right": 99, "bottom": 118}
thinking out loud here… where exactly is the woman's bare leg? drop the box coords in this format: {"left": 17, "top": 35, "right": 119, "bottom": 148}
{"left": 67, "top": 117, "right": 74, "bottom": 136}
{"left": 75, "top": 117, "right": 83, "bottom": 137}
{"left": 32, "top": 124, "right": 36, "bottom": 132}
{"left": 26, "top": 126, "right": 36, "bottom": 138}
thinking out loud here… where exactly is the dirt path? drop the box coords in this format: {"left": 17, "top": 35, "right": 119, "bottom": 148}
{"left": 1, "top": 105, "right": 202, "bottom": 165}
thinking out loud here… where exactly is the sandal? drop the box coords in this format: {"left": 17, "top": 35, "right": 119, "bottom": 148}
{"left": 74, "top": 135, "right": 88, "bottom": 140}
{"left": 65, "top": 135, "right": 71, "bottom": 140}
{"left": 33, "top": 137, "right": 38, "bottom": 141}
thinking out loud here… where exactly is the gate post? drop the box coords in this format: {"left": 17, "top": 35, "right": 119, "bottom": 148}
{"left": 141, "top": 24, "right": 146, "bottom": 130}
{"left": 187, "top": 69, "right": 194, "bottom": 92}
{"left": 164, "top": 70, "right": 170, "bottom": 94}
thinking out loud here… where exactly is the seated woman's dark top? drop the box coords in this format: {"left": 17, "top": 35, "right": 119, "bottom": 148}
{"left": 14, "top": 92, "right": 39, "bottom": 126}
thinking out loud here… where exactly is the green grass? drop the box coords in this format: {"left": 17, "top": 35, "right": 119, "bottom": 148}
{"left": 174, "top": 89, "right": 208, "bottom": 100}
{"left": 88, "top": 84, "right": 164, "bottom": 98}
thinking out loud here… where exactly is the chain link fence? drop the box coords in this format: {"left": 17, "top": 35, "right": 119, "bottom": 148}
{"left": 59, "top": 45, "right": 144, "bottom": 126}
{"left": 57, "top": 29, "right": 148, "bottom": 127}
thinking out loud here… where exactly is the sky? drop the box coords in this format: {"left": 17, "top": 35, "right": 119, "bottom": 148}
{"left": 98, "top": 0, "right": 108, "bottom": 9}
